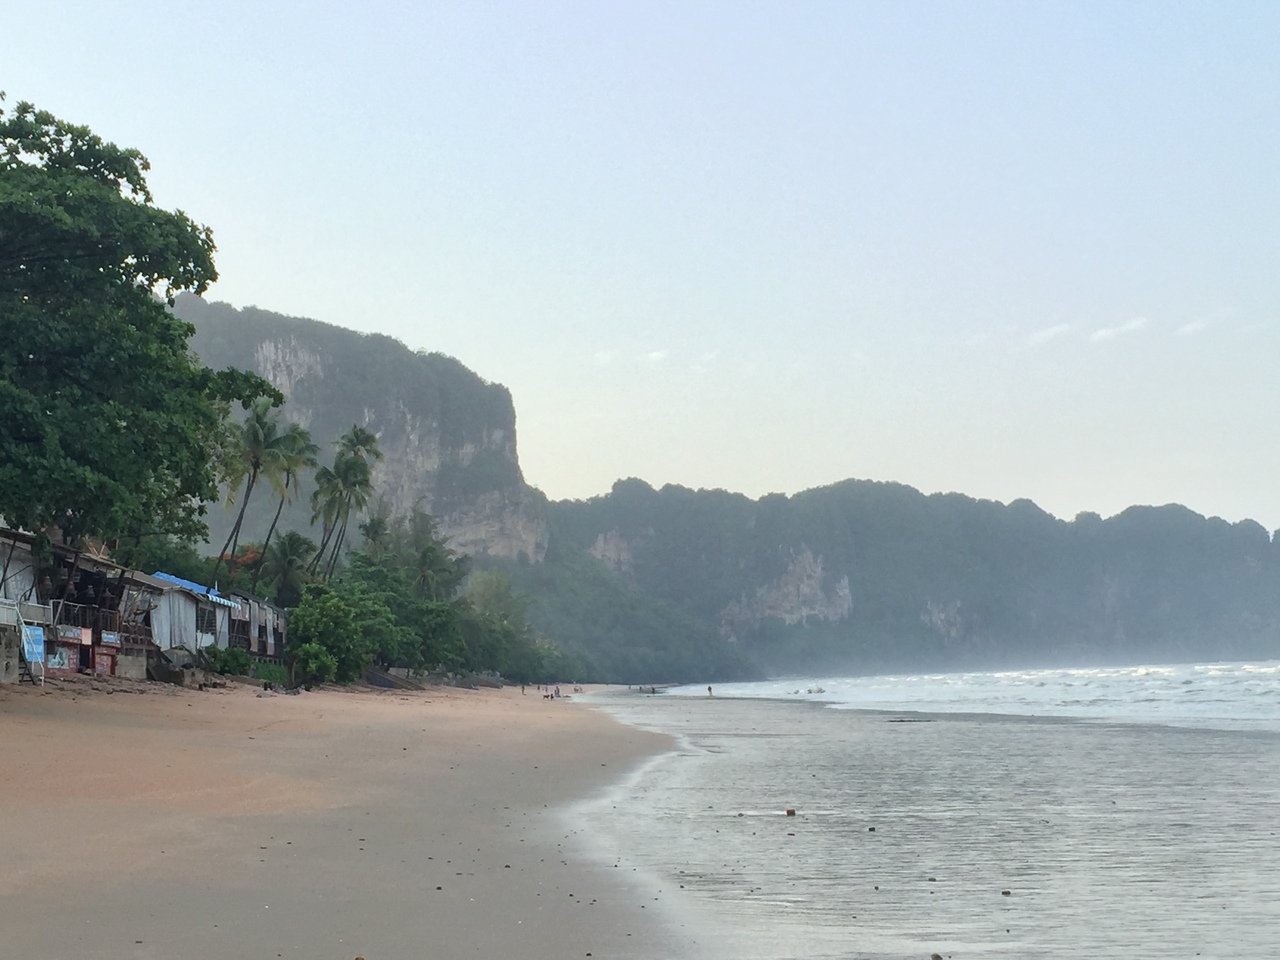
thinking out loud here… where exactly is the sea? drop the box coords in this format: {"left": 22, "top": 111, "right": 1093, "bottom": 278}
{"left": 573, "top": 660, "right": 1280, "bottom": 960}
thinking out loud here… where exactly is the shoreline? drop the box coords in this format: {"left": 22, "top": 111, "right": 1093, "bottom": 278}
{"left": 0, "top": 677, "right": 692, "bottom": 960}
{"left": 581, "top": 686, "right": 1280, "bottom": 960}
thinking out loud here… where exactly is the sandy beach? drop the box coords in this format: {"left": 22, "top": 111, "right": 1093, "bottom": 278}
{"left": 0, "top": 676, "right": 687, "bottom": 960}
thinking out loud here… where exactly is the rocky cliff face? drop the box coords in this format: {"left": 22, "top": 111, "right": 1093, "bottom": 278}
{"left": 178, "top": 295, "right": 547, "bottom": 560}
{"left": 719, "top": 546, "right": 853, "bottom": 641}
{"left": 588, "top": 529, "right": 635, "bottom": 573}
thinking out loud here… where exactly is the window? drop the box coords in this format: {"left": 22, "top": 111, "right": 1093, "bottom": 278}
{"left": 195, "top": 606, "right": 217, "bottom": 635}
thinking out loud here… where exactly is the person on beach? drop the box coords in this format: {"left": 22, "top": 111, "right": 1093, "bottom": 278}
{"left": 707, "top": 685, "right": 713, "bottom": 696}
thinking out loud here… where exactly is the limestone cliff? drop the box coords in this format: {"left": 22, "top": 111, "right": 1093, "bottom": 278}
{"left": 719, "top": 546, "right": 852, "bottom": 641}
{"left": 544, "top": 479, "right": 1280, "bottom": 673}
{"left": 177, "top": 295, "right": 546, "bottom": 560}
{"left": 588, "top": 529, "right": 635, "bottom": 573}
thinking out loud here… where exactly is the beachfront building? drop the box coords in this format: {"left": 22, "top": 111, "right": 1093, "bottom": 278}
{"left": 146, "top": 572, "right": 240, "bottom": 652}
{"left": 0, "top": 527, "right": 163, "bottom": 679}
{"left": 0, "top": 530, "right": 50, "bottom": 683}
{"left": 0, "top": 528, "right": 288, "bottom": 680}
{"left": 226, "top": 592, "right": 288, "bottom": 663}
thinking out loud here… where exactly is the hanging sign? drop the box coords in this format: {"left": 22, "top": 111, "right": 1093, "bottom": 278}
{"left": 99, "top": 631, "right": 121, "bottom": 646}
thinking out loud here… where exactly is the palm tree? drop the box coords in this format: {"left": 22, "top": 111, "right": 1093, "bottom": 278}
{"left": 260, "top": 531, "right": 316, "bottom": 608}
{"left": 322, "top": 452, "right": 375, "bottom": 579}
{"left": 407, "top": 519, "right": 463, "bottom": 601}
{"left": 209, "top": 399, "right": 286, "bottom": 589}
{"left": 306, "top": 462, "right": 342, "bottom": 575}
{"left": 307, "top": 425, "right": 382, "bottom": 578}
{"left": 337, "top": 424, "right": 383, "bottom": 464}
{"left": 410, "top": 533, "right": 462, "bottom": 601}
{"left": 359, "top": 513, "right": 392, "bottom": 562}
{"left": 250, "top": 422, "right": 318, "bottom": 593}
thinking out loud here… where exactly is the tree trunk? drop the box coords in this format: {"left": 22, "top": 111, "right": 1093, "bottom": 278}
{"left": 324, "top": 518, "right": 348, "bottom": 581}
{"left": 209, "top": 470, "right": 257, "bottom": 590}
{"left": 251, "top": 475, "right": 290, "bottom": 594}
{"left": 308, "top": 518, "right": 334, "bottom": 576}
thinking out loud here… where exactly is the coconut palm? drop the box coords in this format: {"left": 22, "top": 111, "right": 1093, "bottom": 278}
{"left": 209, "top": 399, "right": 286, "bottom": 589}
{"left": 358, "top": 512, "right": 392, "bottom": 562}
{"left": 337, "top": 424, "right": 383, "bottom": 464}
{"left": 307, "top": 425, "right": 382, "bottom": 578}
{"left": 260, "top": 531, "right": 316, "bottom": 608}
{"left": 322, "top": 451, "right": 376, "bottom": 579}
{"left": 410, "top": 535, "right": 462, "bottom": 601}
{"left": 250, "top": 422, "right": 318, "bottom": 593}
{"left": 306, "top": 462, "right": 342, "bottom": 574}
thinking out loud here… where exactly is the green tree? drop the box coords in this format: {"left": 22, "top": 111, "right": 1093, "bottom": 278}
{"left": 287, "top": 583, "right": 370, "bottom": 683}
{"left": 291, "top": 642, "right": 337, "bottom": 687}
{"left": 309, "top": 445, "right": 377, "bottom": 579}
{"left": 251, "top": 422, "right": 318, "bottom": 593}
{"left": 394, "top": 511, "right": 468, "bottom": 600}
{"left": 336, "top": 424, "right": 383, "bottom": 465}
{"left": 359, "top": 512, "right": 392, "bottom": 562}
{"left": 327, "top": 426, "right": 383, "bottom": 575}
{"left": 209, "top": 398, "right": 287, "bottom": 587}
{"left": 0, "top": 97, "right": 276, "bottom": 545}
{"left": 333, "top": 578, "right": 409, "bottom": 670}
{"left": 463, "top": 569, "right": 557, "bottom": 681}
{"left": 326, "top": 452, "right": 375, "bottom": 579}
{"left": 337, "top": 551, "right": 465, "bottom": 671}
{"left": 260, "top": 530, "right": 316, "bottom": 608}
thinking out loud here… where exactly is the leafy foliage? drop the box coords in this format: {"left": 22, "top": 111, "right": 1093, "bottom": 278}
{"left": 309, "top": 426, "right": 381, "bottom": 579}
{"left": 278, "top": 509, "right": 566, "bottom": 685}
{"left": 210, "top": 398, "right": 290, "bottom": 586}
{"left": 492, "top": 546, "right": 750, "bottom": 683}
{"left": 251, "top": 421, "right": 317, "bottom": 592}
{"left": 292, "top": 641, "right": 337, "bottom": 687}
{"left": 259, "top": 530, "right": 317, "bottom": 608}
{"left": 206, "top": 644, "right": 252, "bottom": 677}
{"left": 287, "top": 584, "right": 369, "bottom": 683}
{"left": 112, "top": 534, "right": 214, "bottom": 585}
{"left": 0, "top": 97, "right": 277, "bottom": 544}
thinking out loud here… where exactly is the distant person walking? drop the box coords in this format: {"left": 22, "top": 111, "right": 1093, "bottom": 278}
{"left": 707, "top": 685, "right": 713, "bottom": 696}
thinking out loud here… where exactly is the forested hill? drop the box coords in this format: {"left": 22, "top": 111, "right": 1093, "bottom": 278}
{"left": 176, "top": 295, "right": 548, "bottom": 561}
{"left": 173, "top": 297, "right": 1280, "bottom": 681}
{"left": 499, "top": 478, "right": 1280, "bottom": 677}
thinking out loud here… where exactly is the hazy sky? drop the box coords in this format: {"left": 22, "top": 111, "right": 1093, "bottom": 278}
{"left": 5, "top": 1, "right": 1279, "bottom": 527}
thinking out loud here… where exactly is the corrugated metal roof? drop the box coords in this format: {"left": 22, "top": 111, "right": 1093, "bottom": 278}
{"left": 124, "top": 571, "right": 172, "bottom": 591}
{"left": 150, "top": 572, "right": 241, "bottom": 609}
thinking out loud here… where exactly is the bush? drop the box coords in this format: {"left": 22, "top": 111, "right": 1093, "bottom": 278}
{"left": 205, "top": 645, "right": 253, "bottom": 676}
{"left": 251, "top": 660, "right": 288, "bottom": 686}
{"left": 287, "top": 584, "right": 370, "bottom": 683}
{"left": 292, "top": 642, "right": 337, "bottom": 686}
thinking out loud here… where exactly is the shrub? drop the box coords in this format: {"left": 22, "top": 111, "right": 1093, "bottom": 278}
{"left": 251, "top": 660, "right": 289, "bottom": 686}
{"left": 293, "top": 642, "right": 337, "bottom": 686}
{"left": 204, "top": 644, "right": 252, "bottom": 676}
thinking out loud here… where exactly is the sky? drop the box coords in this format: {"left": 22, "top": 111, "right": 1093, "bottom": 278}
{"left": 5, "top": 1, "right": 1280, "bottom": 528}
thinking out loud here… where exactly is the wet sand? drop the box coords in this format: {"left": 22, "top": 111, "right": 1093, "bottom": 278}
{"left": 0, "top": 676, "right": 685, "bottom": 960}
{"left": 585, "top": 692, "right": 1280, "bottom": 960}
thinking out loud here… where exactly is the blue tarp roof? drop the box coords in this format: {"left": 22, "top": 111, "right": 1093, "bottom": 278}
{"left": 151, "top": 572, "right": 241, "bottom": 609}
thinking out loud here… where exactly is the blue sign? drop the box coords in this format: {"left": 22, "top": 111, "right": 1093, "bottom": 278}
{"left": 100, "top": 631, "right": 121, "bottom": 646}
{"left": 21, "top": 625, "right": 45, "bottom": 663}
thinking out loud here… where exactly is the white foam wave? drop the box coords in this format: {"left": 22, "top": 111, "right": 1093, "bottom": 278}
{"left": 671, "top": 659, "right": 1280, "bottom": 731}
